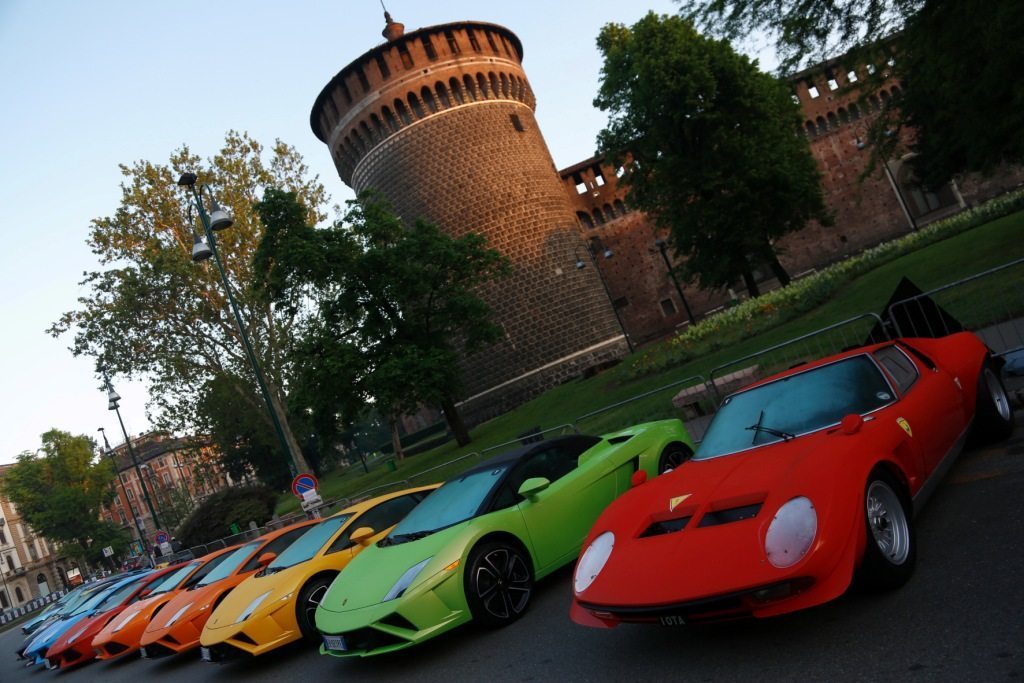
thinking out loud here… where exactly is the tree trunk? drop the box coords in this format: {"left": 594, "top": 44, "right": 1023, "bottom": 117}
{"left": 766, "top": 250, "right": 791, "bottom": 287}
{"left": 440, "top": 395, "right": 472, "bottom": 447}
{"left": 264, "top": 380, "right": 313, "bottom": 475}
{"left": 388, "top": 414, "right": 405, "bottom": 461}
{"left": 741, "top": 266, "right": 761, "bottom": 298}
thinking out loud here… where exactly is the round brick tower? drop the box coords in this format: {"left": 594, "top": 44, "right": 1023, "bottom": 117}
{"left": 310, "top": 15, "right": 627, "bottom": 421}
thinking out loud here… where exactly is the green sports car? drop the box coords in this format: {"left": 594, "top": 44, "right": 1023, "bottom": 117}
{"left": 315, "top": 419, "right": 693, "bottom": 656}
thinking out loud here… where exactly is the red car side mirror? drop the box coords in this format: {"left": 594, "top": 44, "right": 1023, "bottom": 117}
{"left": 840, "top": 414, "right": 864, "bottom": 435}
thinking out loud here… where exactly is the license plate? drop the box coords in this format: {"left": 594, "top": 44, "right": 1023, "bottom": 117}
{"left": 139, "top": 647, "right": 148, "bottom": 659}
{"left": 200, "top": 646, "right": 213, "bottom": 662}
{"left": 322, "top": 634, "right": 347, "bottom": 652}
{"left": 659, "top": 615, "right": 687, "bottom": 626}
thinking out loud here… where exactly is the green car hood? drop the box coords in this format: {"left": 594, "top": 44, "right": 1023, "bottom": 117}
{"left": 319, "top": 524, "right": 467, "bottom": 614}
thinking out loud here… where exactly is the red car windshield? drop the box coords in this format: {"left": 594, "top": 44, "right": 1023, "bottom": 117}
{"left": 695, "top": 355, "right": 895, "bottom": 459}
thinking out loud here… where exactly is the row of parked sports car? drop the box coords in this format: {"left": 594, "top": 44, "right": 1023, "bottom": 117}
{"left": 15, "top": 332, "right": 1016, "bottom": 670}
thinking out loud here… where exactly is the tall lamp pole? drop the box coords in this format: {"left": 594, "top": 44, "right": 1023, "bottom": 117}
{"left": 103, "top": 379, "right": 162, "bottom": 533}
{"left": 178, "top": 172, "right": 308, "bottom": 476}
{"left": 574, "top": 243, "right": 635, "bottom": 353}
{"left": 98, "top": 428, "right": 144, "bottom": 545}
{"left": 654, "top": 239, "right": 696, "bottom": 325}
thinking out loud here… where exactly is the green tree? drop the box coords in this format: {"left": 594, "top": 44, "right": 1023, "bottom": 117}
{"left": 0, "top": 430, "right": 129, "bottom": 565}
{"left": 49, "top": 131, "right": 327, "bottom": 476}
{"left": 254, "top": 189, "right": 511, "bottom": 450}
{"left": 682, "top": 0, "right": 1024, "bottom": 187}
{"left": 594, "top": 13, "right": 830, "bottom": 296}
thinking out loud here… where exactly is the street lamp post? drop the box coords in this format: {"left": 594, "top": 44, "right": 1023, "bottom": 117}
{"left": 98, "top": 428, "right": 145, "bottom": 546}
{"left": 103, "top": 379, "right": 162, "bottom": 534}
{"left": 178, "top": 172, "right": 308, "bottom": 477}
{"left": 574, "top": 243, "right": 635, "bottom": 353}
{"left": 654, "top": 239, "right": 697, "bottom": 325}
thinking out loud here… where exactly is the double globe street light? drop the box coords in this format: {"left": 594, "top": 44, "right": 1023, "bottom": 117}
{"left": 179, "top": 173, "right": 309, "bottom": 477}
{"left": 103, "top": 379, "right": 162, "bottom": 534}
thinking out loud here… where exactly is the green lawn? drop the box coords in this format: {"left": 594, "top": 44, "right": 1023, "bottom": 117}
{"left": 276, "top": 209, "right": 1024, "bottom": 515}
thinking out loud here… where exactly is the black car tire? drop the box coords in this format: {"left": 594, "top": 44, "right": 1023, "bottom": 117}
{"left": 657, "top": 443, "right": 693, "bottom": 474}
{"left": 973, "top": 359, "right": 1015, "bottom": 443}
{"left": 464, "top": 540, "right": 533, "bottom": 628}
{"left": 296, "top": 574, "right": 335, "bottom": 641}
{"left": 858, "top": 470, "right": 916, "bottom": 590}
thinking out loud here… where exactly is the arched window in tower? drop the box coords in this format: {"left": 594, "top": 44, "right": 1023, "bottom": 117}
{"left": 359, "top": 120, "right": 375, "bottom": 145}
{"left": 350, "top": 128, "right": 366, "bottom": 154}
{"left": 890, "top": 84, "right": 902, "bottom": 98}
{"left": 805, "top": 120, "right": 818, "bottom": 137}
{"left": 577, "top": 211, "right": 594, "bottom": 229}
{"left": 879, "top": 89, "right": 891, "bottom": 105}
{"left": 614, "top": 199, "right": 627, "bottom": 215}
{"left": 593, "top": 208, "right": 606, "bottom": 225}
{"left": 382, "top": 106, "right": 399, "bottom": 132}
{"left": 849, "top": 102, "right": 861, "bottom": 120}
{"left": 826, "top": 111, "right": 839, "bottom": 129}
{"left": 369, "top": 113, "right": 386, "bottom": 139}
{"left": 421, "top": 86, "right": 438, "bottom": 114}
{"left": 868, "top": 94, "right": 881, "bottom": 112}
{"left": 463, "top": 74, "right": 477, "bottom": 101}
{"left": 435, "top": 81, "right": 452, "bottom": 108}
{"left": 408, "top": 92, "right": 425, "bottom": 119}
{"left": 816, "top": 115, "right": 828, "bottom": 132}
{"left": 394, "top": 99, "right": 413, "bottom": 125}
{"left": 488, "top": 72, "right": 501, "bottom": 98}
{"left": 837, "top": 107, "right": 849, "bottom": 125}
{"left": 603, "top": 203, "right": 615, "bottom": 219}
{"left": 476, "top": 73, "right": 490, "bottom": 98}
{"left": 448, "top": 77, "right": 464, "bottom": 104}
{"left": 499, "top": 72, "right": 510, "bottom": 98}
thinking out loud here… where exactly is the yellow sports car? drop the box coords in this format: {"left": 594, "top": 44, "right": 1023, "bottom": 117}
{"left": 199, "top": 484, "right": 438, "bottom": 659}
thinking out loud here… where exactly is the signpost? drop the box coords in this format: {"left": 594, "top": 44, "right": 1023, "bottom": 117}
{"left": 102, "top": 546, "right": 114, "bottom": 558}
{"left": 292, "top": 474, "right": 322, "bottom": 518}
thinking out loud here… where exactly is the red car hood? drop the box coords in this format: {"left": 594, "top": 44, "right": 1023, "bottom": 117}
{"left": 575, "top": 427, "right": 864, "bottom": 607}
{"left": 47, "top": 607, "right": 120, "bottom": 659}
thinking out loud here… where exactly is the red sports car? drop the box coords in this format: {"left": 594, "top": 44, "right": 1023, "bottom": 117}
{"left": 571, "top": 332, "right": 1015, "bottom": 626}
{"left": 44, "top": 567, "right": 177, "bottom": 669}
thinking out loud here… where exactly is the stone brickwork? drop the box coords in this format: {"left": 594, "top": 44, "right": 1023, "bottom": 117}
{"left": 310, "top": 19, "right": 626, "bottom": 419}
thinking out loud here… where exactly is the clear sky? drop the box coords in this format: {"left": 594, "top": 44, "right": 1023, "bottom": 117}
{"left": 0, "top": 0, "right": 775, "bottom": 463}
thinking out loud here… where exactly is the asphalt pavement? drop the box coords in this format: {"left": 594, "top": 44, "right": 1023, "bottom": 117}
{"left": 3, "top": 414, "right": 1022, "bottom": 682}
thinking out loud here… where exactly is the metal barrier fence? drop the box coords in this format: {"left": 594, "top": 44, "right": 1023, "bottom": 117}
{"left": 708, "top": 313, "right": 889, "bottom": 402}
{"left": 888, "top": 257, "right": 1024, "bottom": 357}
{"left": 0, "top": 590, "right": 67, "bottom": 626}
{"left": 574, "top": 375, "right": 714, "bottom": 442}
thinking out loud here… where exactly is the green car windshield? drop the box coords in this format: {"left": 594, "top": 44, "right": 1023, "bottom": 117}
{"left": 386, "top": 464, "right": 512, "bottom": 542}
{"left": 197, "top": 541, "right": 262, "bottom": 586}
{"left": 695, "top": 355, "right": 895, "bottom": 460}
{"left": 268, "top": 515, "right": 351, "bottom": 572}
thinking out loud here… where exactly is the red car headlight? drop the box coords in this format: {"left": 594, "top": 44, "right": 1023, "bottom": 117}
{"left": 574, "top": 532, "right": 615, "bottom": 594}
{"left": 764, "top": 497, "right": 817, "bottom": 568}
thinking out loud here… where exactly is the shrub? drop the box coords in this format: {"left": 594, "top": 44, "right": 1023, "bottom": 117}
{"left": 177, "top": 485, "right": 279, "bottom": 547}
{"left": 626, "top": 189, "right": 1024, "bottom": 379}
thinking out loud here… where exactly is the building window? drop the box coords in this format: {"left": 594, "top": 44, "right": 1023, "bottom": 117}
{"left": 162, "top": 472, "right": 171, "bottom": 485}
{"left": 375, "top": 53, "right": 390, "bottom": 79}
{"left": 397, "top": 43, "right": 413, "bottom": 70}
{"left": 444, "top": 29, "right": 459, "bottom": 54}
{"left": 807, "top": 85, "right": 820, "bottom": 99}
{"left": 420, "top": 35, "right": 437, "bottom": 60}
{"left": 577, "top": 211, "right": 595, "bottom": 229}
{"left": 0, "top": 589, "right": 8, "bottom": 608}
{"left": 15, "top": 587, "right": 24, "bottom": 602}
{"left": 127, "top": 488, "right": 135, "bottom": 501}
{"left": 661, "top": 298, "right": 677, "bottom": 316}
{"left": 510, "top": 113, "right": 524, "bottom": 132}
{"left": 0, "top": 528, "right": 6, "bottom": 545}
{"left": 468, "top": 29, "right": 481, "bottom": 52}
{"left": 118, "top": 510, "right": 126, "bottom": 524}
{"left": 847, "top": 70, "right": 858, "bottom": 83}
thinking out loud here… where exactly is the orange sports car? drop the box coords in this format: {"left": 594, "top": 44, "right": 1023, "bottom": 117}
{"left": 92, "top": 545, "right": 236, "bottom": 659}
{"left": 139, "top": 520, "right": 317, "bottom": 658}
{"left": 44, "top": 568, "right": 177, "bottom": 669}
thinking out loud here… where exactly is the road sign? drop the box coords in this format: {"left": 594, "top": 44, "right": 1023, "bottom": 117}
{"left": 102, "top": 546, "right": 114, "bottom": 558}
{"left": 292, "top": 473, "right": 319, "bottom": 498}
{"left": 159, "top": 541, "right": 173, "bottom": 556}
{"left": 154, "top": 530, "right": 169, "bottom": 545}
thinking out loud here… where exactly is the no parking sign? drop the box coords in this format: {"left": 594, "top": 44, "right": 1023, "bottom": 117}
{"left": 291, "top": 473, "right": 319, "bottom": 498}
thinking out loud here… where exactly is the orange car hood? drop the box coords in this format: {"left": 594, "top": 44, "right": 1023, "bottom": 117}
{"left": 141, "top": 572, "right": 254, "bottom": 644}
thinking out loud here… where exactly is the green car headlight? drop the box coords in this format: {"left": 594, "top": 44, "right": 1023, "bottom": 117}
{"left": 383, "top": 557, "right": 433, "bottom": 602}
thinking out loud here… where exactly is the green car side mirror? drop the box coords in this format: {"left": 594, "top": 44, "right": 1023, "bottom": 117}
{"left": 518, "top": 477, "right": 550, "bottom": 500}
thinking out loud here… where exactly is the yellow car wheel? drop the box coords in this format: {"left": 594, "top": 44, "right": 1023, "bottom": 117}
{"left": 297, "top": 575, "right": 335, "bottom": 641}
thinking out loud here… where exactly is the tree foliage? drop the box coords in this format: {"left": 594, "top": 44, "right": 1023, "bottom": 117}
{"left": 594, "top": 13, "right": 830, "bottom": 296}
{"left": 176, "top": 485, "right": 278, "bottom": 547}
{"left": 48, "top": 131, "right": 327, "bottom": 475}
{"left": 254, "top": 189, "right": 511, "bottom": 448}
{"left": 0, "top": 430, "right": 129, "bottom": 564}
{"left": 682, "top": 0, "right": 1024, "bottom": 186}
